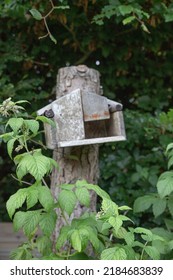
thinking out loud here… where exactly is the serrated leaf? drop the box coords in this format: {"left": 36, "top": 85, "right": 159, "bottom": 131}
{"left": 86, "top": 183, "right": 110, "bottom": 199}
{"left": 24, "top": 120, "right": 39, "bottom": 134}
{"left": 16, "top": 150, "right": 54, "bottom": 181}
{"left": 39, "top": 210, "right": 57, "bottom": 237}
{"left": 134, "top": 227, "right": 152, "bottom": 236}
{"left": 144, "top": 246, "right": 160, "bottom": 260}
{"left": 36, "top": 236, "right": 52, "bottom": 255}
{"left": 6, "top": 117, "right": 24, "bottom": 133}
{"left": 152, "top": 197, "right": 166, "bottom": 217}
{"left": 7, "top": 138, "right": 16, "bottom": 158}
{"left": 23, "top": 210, "right": 42, "bottom": 237}
{"left": 124, "top": 232, "right": 135, "bottom": 246}
{"left": 101, "top": 247, "right": 127, "bottom": 260}
{"left": 109, "top": 216, "right": 123, "bottom": 234}
{"left": 58, "top": 190, "right": 77, "bottom": 215}
{"left": 56, "top": 226, "right": 71, "bottom": 250}
{"left": 133, "top": 195, "right": 156, "bottom": 213}
{"left": 118, "top": 205, "right": 132, "bottom": 211}
{"left": 75, "top": 187, "right": 90, "bottom": 207}
{"left": 25, "top": 186, "right": 38, "bottom": 209}
{"left": 30, "top": 8, "right": 43, "bottom": 20}
{"left": 70, "top": 230, "right": 82, "bottom": 252}
{"left": 10, "top": 244, "right": 32, "bottom": 260}
{"left": 157, "top": 171, "right": 173, "bottom": 198}
{"left": 36, "top": 116, "right": 56, "bottom": 127}
{"left": 13, "top": 211, "right": 28, "bottom": 231}
{"left": 6, "top": 189, "right": 27, "bottom": 219}
{"left": 118, "top": 5, "right": 133, "bottom": 16}
{"left": 37, "top": 185, "right": 54, "bottom": 211}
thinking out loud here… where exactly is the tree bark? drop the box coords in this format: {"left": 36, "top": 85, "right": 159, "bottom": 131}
{"left": 50, "top": 65, "right": 101, "bottom": 243}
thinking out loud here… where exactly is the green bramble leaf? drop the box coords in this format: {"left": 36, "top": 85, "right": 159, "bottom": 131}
{"left": 7, "top": 138, "right": 16, "bottom": 158}
{"left": 144, "top": 246, "right": 160, "bottom": 260}
{"left": 36, "top": 115, "right": 56, "bottom": 127}
{"left": 6, "top": 189, "right": 27, "bottom": 219}
{"left": 133, "top": 195, "right": 157, "bottom": 213}
{"left": 118, "top": 5, "right": 133, "bottom": 16}
{"left": 58, "top": 190, "right": 77, "bottom": 215}
{"left": 37, "top": 185, "right": 54, "bottom": 211}
{"left": 101, "top": 247, "right": 127, "bottom": 260}
{"left": 29, "top": 8, "right": 43, "bottom": 20}
{"left": 157, "top": 171, "right": 173, "bottom": 198}
{"left": 56, "top": 226, "right": 71, "bottom": 250}
{"left": 75, "top": 187, "right": 90, "bottom": 207}
{"left": 70, "top": 230, "right": 82, "bottom": 252}
{"left": 36, "top": 236, "right": 52, "bottom": 255}
{"left": 39, "top": 210, "right": 57, "bottom": 237}
{"left": 6, "top": 118, "right": 24, "bottom": 133}
{"left": 152, "top": 197, "right": 167, "bottom": 217}
{"left": 24, "top": 120, "right": 39, "bottom": 134}
{"left": 10, "top": 244, "right": 32, "bottom": 260}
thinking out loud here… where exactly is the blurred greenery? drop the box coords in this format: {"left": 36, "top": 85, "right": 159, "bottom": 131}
{"left": 0, "top": 0, "right": 173, "bottom": 230}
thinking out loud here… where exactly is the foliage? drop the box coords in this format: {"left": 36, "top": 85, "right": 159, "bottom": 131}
{"left": 1, "top": 99, "right": 172, "bottom": 260}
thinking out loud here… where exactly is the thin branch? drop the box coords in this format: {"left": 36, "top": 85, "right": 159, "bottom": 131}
{"left": 11, "top": 174, "right": 32, "bottom": 186}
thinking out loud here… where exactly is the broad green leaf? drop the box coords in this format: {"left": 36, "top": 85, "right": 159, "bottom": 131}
{"left": 56, "top": 226, "right": 71, "bottom": 250}
{"left": 144, "top": 246, "right": 160, "bottom": 260}
{"left": 26, "top": 185, "right": 39, "bottom": 209}
{"left": 108, "top": 216, "right": 122, "bottom": 234}
{"left": 36, "top": 116, "right": 56, "bottom": 127}
{"left": 29, "top": 8, "right": 43, "bottom": 20}
{"left": 7, "top": 138, "right": 16, "bottom": 158}
{"left": 10, "top": 244, "right": 32, "bottom": 260}
{"left": 157, "top": 171, "right": 173, "bottom": 198}
{"left": 70, "top": 230, "right": 82, "bottom": 252}
{"left": 24, "top": 120, "right": 39, "bottom": 134}
{"left": 133, "top": 195, "right": 156, "bottom": 213}
{"left": 6, "top": 118, "right": 24, "bottom": 133}
{"left": 36, "top": 236, "right": 52, "bottom": 255}
{"left": 118, "top": 205, "right": 131, "bottom": 211}
{"left": 13, "top": 211, "right": 28, "bottom": 231}
{"left": 123, "top": 16, "right": 135, "bottom": 25}
{"left": 84, "top": 226, "right": 100, "bottom": 251}
{"left": 6, "top": 189, "right": 27, "bottom": 219}
{"left": 124, "top": 232, "right": 135, "bottom": 246}
{"left": 152, "top": 197, "right": 167, "bottom": 217}
{"left": 16, "top": 150, "right": 54, "bottom": 181}
{"left": 118, "top": 5, "right": 133, "bottom": 16}
{"left": 101, "top": 198, "right": 119, "bottom": 215}
{"left": 37, "top": 185, "right": 54, "bottom": 211}
{"left": 39, "top": 210, "right": 57, "bottom": 237}
{"left": 101, "top": 247, "right": 127, "bottom": 260}
{"left": 86, "top": 183, "right": 110, "bottom": 199}
{"left": 23, "top": 210, "right": 42, "bottom": 237}
{"left": 58, "top": 190, "right": 77, "bottom": 215}
{"left": 134, "top": 227, "right": 153, "bottom": 238}
{"left": 75, "top": 187, "right": 90, "bottom": 207}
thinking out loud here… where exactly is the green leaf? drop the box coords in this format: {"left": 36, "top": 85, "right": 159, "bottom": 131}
{"left": 7, "top": 138, "right": 16, "bottom": 158}
{"left": 152, "top": 197, "right": 167, "bottom": 217}
{"left": 13, "top": 210, "right": 42, "bottom": 237}
{"left": 37, "top": 185, "right": 54, "bottom": 211}
{"left": 26, "top": 185, "right": 39, "bottom": 209}
{"left": 6, "top": 118, "right": 24, "bottom": 133}
{"left": 56, "top": 226, "right": 70, "bottom": 250}
{"left": 29, "top": 8, "right": 43, "bottom": 20}
{"left": 118, "top": 205, "right": 131, "bottom": 211}
{"left": 36, "top": 116, "right": 56, "bottom": 127}
{"left": 118, "top": 5, "right": 133, "bottom": 16}
{"left": 144, "top": 246, "right": 160, "bottom": 260}
{"left": 39, "top": 210, "right": 57, "bottom": 237}
{"left": 54, "top": 5, "right": 70, "bottom": 10}
{"left": 123, "top": 16, "right": 136, "bottom": 25}
{"left": 101, "top": 247, "right": 127, "bottom": 260}
{"left": 108, "top": 216, "right": 122, "bottom": 234}
{"left": 16, "top": 150, "right": 54, "bottom": 181}
{"left": 36, "top": 236, "right": 52, "bottom": 255}
{"left": 141, "top": 23, "right": 150, "bottom": 34}
{"left": 10, "top": 244, "right": 32, "bottom": 260}
{"left": 133, "top": 195, "right": 156, "bottom": 213}
{"left": 24, "top": 120, "right": 39, "bottom": 134}
{"left": 157, "top": 171, "right": 173, "bottom": 198}
{"left": 70, "top": 230, "right": 82, "bottom": 252}
{"left": 58, "top": 190, "right": 77, "bottom": 215}
{"left": 75, "top": 187, "right": 90, "bottom": 207}
{"left": 6, "top": 189, "right": 27, "bottom": 219}
{"left": 134, "top": 227, "right": 152, "bottom": 237}
{"left": 124, "top": 232, "right": 135, "bottom": 246}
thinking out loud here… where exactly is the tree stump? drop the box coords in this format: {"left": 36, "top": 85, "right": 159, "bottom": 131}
{"left": 50, "top": 65, "right": 101, "bottom": 243}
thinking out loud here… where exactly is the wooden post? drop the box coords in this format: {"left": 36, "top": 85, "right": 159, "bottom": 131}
{"left": 50, "top": 65, "right": 101, "bottom": 243}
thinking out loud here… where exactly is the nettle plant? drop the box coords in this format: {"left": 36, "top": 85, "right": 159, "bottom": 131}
{"left": 0, "top": 98, "right": 167, "bottom": 260}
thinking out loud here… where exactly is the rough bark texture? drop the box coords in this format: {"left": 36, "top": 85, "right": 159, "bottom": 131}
{"left": 50, "top": 65, "right": 101, "bottom": 243}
